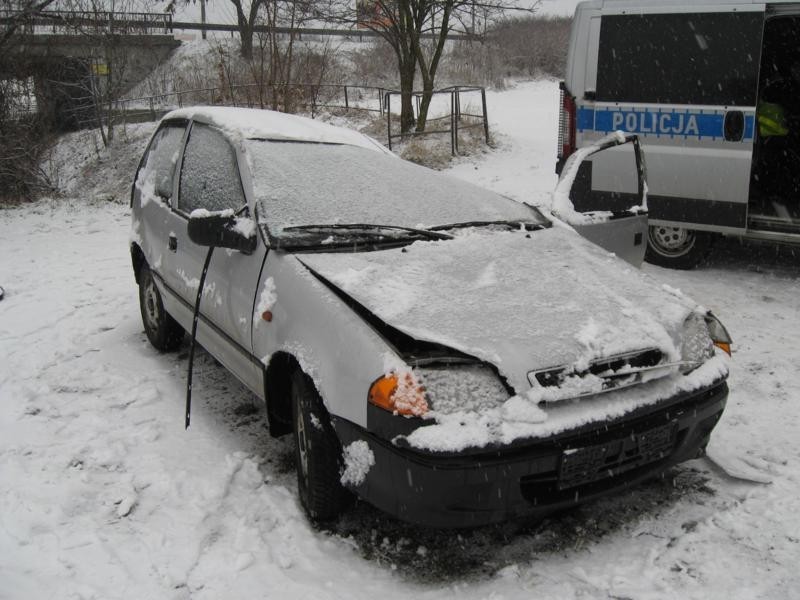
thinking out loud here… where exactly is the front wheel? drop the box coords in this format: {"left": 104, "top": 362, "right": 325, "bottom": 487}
{"left": 291, "top": 369, "right": 350, "bottom": 522}
{"left": 138, "top": 265, "right": 184, "bottom": 351}
{"left": 645, "top": 226, "right": 714, "bottom": 270}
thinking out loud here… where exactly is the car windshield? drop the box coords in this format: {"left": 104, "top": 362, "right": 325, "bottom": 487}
{"left": 246, "top": 140, "right": 548, "bottom": 248}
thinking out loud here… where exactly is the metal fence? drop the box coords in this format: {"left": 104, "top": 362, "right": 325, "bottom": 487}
{"left": 27, "top": 80, "right": 490, "bottom": 157}
{"left": 385, "top": 86, "right": 490, "bottom": 156}
{"left": 0, "top": 9, "right": 477, "bottom": 41}
{"left": 0, "top": 9, "right": 174, "bottom": 35}
{"left": 108, "top": 82, "right": 389, "bottom": 128}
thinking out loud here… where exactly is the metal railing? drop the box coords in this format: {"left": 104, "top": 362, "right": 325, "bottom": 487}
{"left": 111, "top": 82, "right": 389, "bottom": 124}
{"left": 385, "top": 86, "right": 490, "bottom": 156}
{"left": 0, "top": 9, "right": 174, "bottom": 35}
{"left": 0, "top": 9, "right": 478, "bottom": 41}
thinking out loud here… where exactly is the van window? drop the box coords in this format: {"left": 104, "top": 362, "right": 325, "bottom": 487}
{"left": 597, "top": 12, "right": 763, "bottom": 106}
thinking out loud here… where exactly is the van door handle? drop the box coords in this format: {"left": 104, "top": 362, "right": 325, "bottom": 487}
{"left": 724, "top": 110, "right": 744, "bottom": 142}
{"left": 168, "top": 234, "right": 178, "bottom": 252}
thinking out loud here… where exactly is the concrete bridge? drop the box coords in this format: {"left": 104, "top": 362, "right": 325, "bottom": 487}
{"left": 1, "top": 10, "right": 180, "bottom": 129}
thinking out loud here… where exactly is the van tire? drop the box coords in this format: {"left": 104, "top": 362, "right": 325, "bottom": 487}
{"left": 139, "top": 265, "right": 184, "bottom": 351}
{"left": 291, "top": 369, "right": 349, "bottom": 522}
{"left": 645, "top": 226, "right": 713, "bottom": 270}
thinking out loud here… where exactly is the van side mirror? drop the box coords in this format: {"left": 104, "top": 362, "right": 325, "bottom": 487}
{"left": 187, "top": 209, "right": 257, "bottom": 254}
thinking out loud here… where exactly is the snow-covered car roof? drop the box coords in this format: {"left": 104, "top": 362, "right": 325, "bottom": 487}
{"left": 163, "top": 106, "right": 389, "bottom": 154}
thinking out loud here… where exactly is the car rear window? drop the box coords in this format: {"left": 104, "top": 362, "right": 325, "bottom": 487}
{"left": 596, "top": 11, "right": 763, "bottom": 106}
{"left": 139, "top": 123, "right": 186, "bottom": 200}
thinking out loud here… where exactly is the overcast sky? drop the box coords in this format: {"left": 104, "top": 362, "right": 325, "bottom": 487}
{"left": 536, "top": 0, "right": 582, "bottom": 17}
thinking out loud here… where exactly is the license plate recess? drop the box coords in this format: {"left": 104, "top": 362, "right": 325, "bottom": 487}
{"left": 558, "top": 421, "right": 677, "bottom": 490}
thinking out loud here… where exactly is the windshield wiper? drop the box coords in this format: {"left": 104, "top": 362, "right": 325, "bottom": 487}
{"left": 282, "top": 223, "right": 453, "bottom": 241}
{"left": 430, "top": 220, "right": 549, "bottom": 232}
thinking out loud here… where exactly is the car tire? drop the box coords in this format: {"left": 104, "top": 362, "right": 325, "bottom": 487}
{"left": 645, "top": 226, "right": 714, "bottom": 270}
{"left": 291, "top": 369, "right": 350, "bottom": 522}
{"left": 139, "top": 265, "right": 184, "bottom": 351}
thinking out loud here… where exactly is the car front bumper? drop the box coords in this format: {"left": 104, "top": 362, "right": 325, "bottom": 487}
{"left": 333, "top": 380, "right": 728, "bottom": 528}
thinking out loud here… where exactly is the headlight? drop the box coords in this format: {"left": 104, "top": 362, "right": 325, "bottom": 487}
{"left": 368, "top": 364, "right": 509, "bottom": 417}
{"left": 416, "top": 364, "right": 509, "bottom": 414}
{"left": 680, "top": 312, "right": 714, "bottom": 372}
{"left": 680, "top": 312, "right": 732, "bottom": 373}
{"left": 704, "top": 312, "right": 732, "bottom": 356}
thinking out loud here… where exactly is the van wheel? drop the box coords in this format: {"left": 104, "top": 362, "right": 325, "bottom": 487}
{"left": 291, "top": 369, "right": 350, "bottom": 522}
{"left": 139, "top": 265, "right": 184, "bottom": 351}
{"left": 645, "top": 226, "right": 713, "bottom": 270}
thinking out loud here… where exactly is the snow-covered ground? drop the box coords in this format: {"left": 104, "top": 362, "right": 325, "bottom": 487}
{"left": 2, "top": 81, "right": 799, "bottom": 599}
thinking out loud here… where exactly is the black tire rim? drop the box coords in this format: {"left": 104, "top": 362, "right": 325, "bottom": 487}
{"left": 648, "top": 226, "right": 697, "bottom": 258}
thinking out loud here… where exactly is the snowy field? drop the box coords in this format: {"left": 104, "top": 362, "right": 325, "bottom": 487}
{"left": 2, "top": 80, "right": 800, "bottom": 599}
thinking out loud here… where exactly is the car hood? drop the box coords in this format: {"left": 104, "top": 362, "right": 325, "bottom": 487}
{"left": 297, "top": 226, "right": 696, "bottom": 394}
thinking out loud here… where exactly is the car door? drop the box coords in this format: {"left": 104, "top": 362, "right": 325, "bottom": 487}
{"left": 554, "top": 133, "right": 649, "bottom": 267}
{"left": 576, "top": 6, "right": 765, "bottom": 233}
{"left": 164, "top": 121, "right": 266, "bottom": 395}
{"left": 132, "top": 119, "right": 188, "bottom": 283}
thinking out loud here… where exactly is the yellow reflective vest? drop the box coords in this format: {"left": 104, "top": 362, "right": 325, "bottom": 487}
{"left": 758, "top": 101, "right": 789, "bottom": 137}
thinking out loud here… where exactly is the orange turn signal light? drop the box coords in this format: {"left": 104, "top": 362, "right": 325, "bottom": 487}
{"left": 714, "top": 341, "right": 731, "bottom": 356}
{"left": 369, "top": 372, "right": 428, "bottom": 417}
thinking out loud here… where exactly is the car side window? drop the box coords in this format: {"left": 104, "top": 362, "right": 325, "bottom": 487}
{"left": 137, "top": 122, "right": 186, "bottom": 201}
{"left": 178, "top": 124, "right": 246, "bottom": 214}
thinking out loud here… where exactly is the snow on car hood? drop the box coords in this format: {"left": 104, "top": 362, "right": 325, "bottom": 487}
{"left": 298, "top": 226, "right": 696, "bottom": 394}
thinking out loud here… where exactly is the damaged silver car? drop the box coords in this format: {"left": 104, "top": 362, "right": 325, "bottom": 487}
{"left": 130, "top": 107, "right": 731, "bottom": 527}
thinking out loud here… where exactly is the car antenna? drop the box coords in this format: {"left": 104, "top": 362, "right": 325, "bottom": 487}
{"left": 185, "top": 246, "right": 215, "bottom": 429}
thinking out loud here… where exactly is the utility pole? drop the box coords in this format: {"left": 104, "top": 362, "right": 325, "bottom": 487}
{"left": 200, "top": 0, "right": 207, "bottom": 39}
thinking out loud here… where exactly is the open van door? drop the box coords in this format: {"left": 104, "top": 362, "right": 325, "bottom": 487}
{"left": 562, "top": 4, "right": 768, "bottom": 268}
{"left": 553, "top": 132, "right": 649, "bottom": 267}
{"left": 748, "top": 5, "right": 800, "bottom": 239}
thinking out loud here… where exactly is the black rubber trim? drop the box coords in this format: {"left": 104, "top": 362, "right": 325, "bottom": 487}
{"left": 332, "top": 379, "right": 728, "bottom": 528}
{"left": 570, "top": 161, "right": 746, "bottom": 228}
{"left": 648, "top": 196, "right": 746, "bottom": 228}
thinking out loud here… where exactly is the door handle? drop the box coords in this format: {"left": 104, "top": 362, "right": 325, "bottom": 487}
{"left": 724, "top": 110, "right": 744, "bottom": 142}
{"left": 168, "top": 234, "right": 178, "bottom": 252}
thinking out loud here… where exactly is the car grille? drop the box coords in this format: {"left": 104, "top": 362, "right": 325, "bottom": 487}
{"left": 528, "top": 348, "right": 666, "bottom": 395}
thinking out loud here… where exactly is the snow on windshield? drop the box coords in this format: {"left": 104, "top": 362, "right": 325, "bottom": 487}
{"left": 246, "top": 141, "right": 537, "bottom": 233}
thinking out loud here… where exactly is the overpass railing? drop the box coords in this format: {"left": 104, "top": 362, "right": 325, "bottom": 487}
{"left": 0, "top": 9, "right": 174, "bottom": 35}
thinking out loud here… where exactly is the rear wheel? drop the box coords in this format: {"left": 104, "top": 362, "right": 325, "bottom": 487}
{"left": 138, "top": 265, "right": 184, "bottom": 351}
{"left": 645, "top": 226, "right": 713, "bottom": 270}
{"left": 291, "top": 369, "right": 349, "bottom": 521}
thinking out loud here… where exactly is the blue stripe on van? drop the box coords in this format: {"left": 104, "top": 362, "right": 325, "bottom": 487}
{"left": 577, "top": 107, "right": 755, "bottom": 141}
{"left": 576, "top": 108, "right": 595, "bottom": 131}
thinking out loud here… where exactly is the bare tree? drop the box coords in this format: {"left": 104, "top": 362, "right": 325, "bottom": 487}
{"left": 328, "top": 0, "right": 539, "bottom": 133}
{"left": 166, "top": 0, "right": 265, "bottom": 60}
{"left": 488, "top": 15, "right": 570, "bottom": 78}
{"left": 0, "top": 0, "right": 60, "bottom": 201}
{"left": 0, "top": 0, "right": 57, "bottom": 51}
{"left": 229, "top": 0, "right": 266, "bottom": 59}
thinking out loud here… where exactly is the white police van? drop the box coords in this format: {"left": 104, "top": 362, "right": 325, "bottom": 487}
{"left": 559, "top": 0, "right": 800, "bottom": 268}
